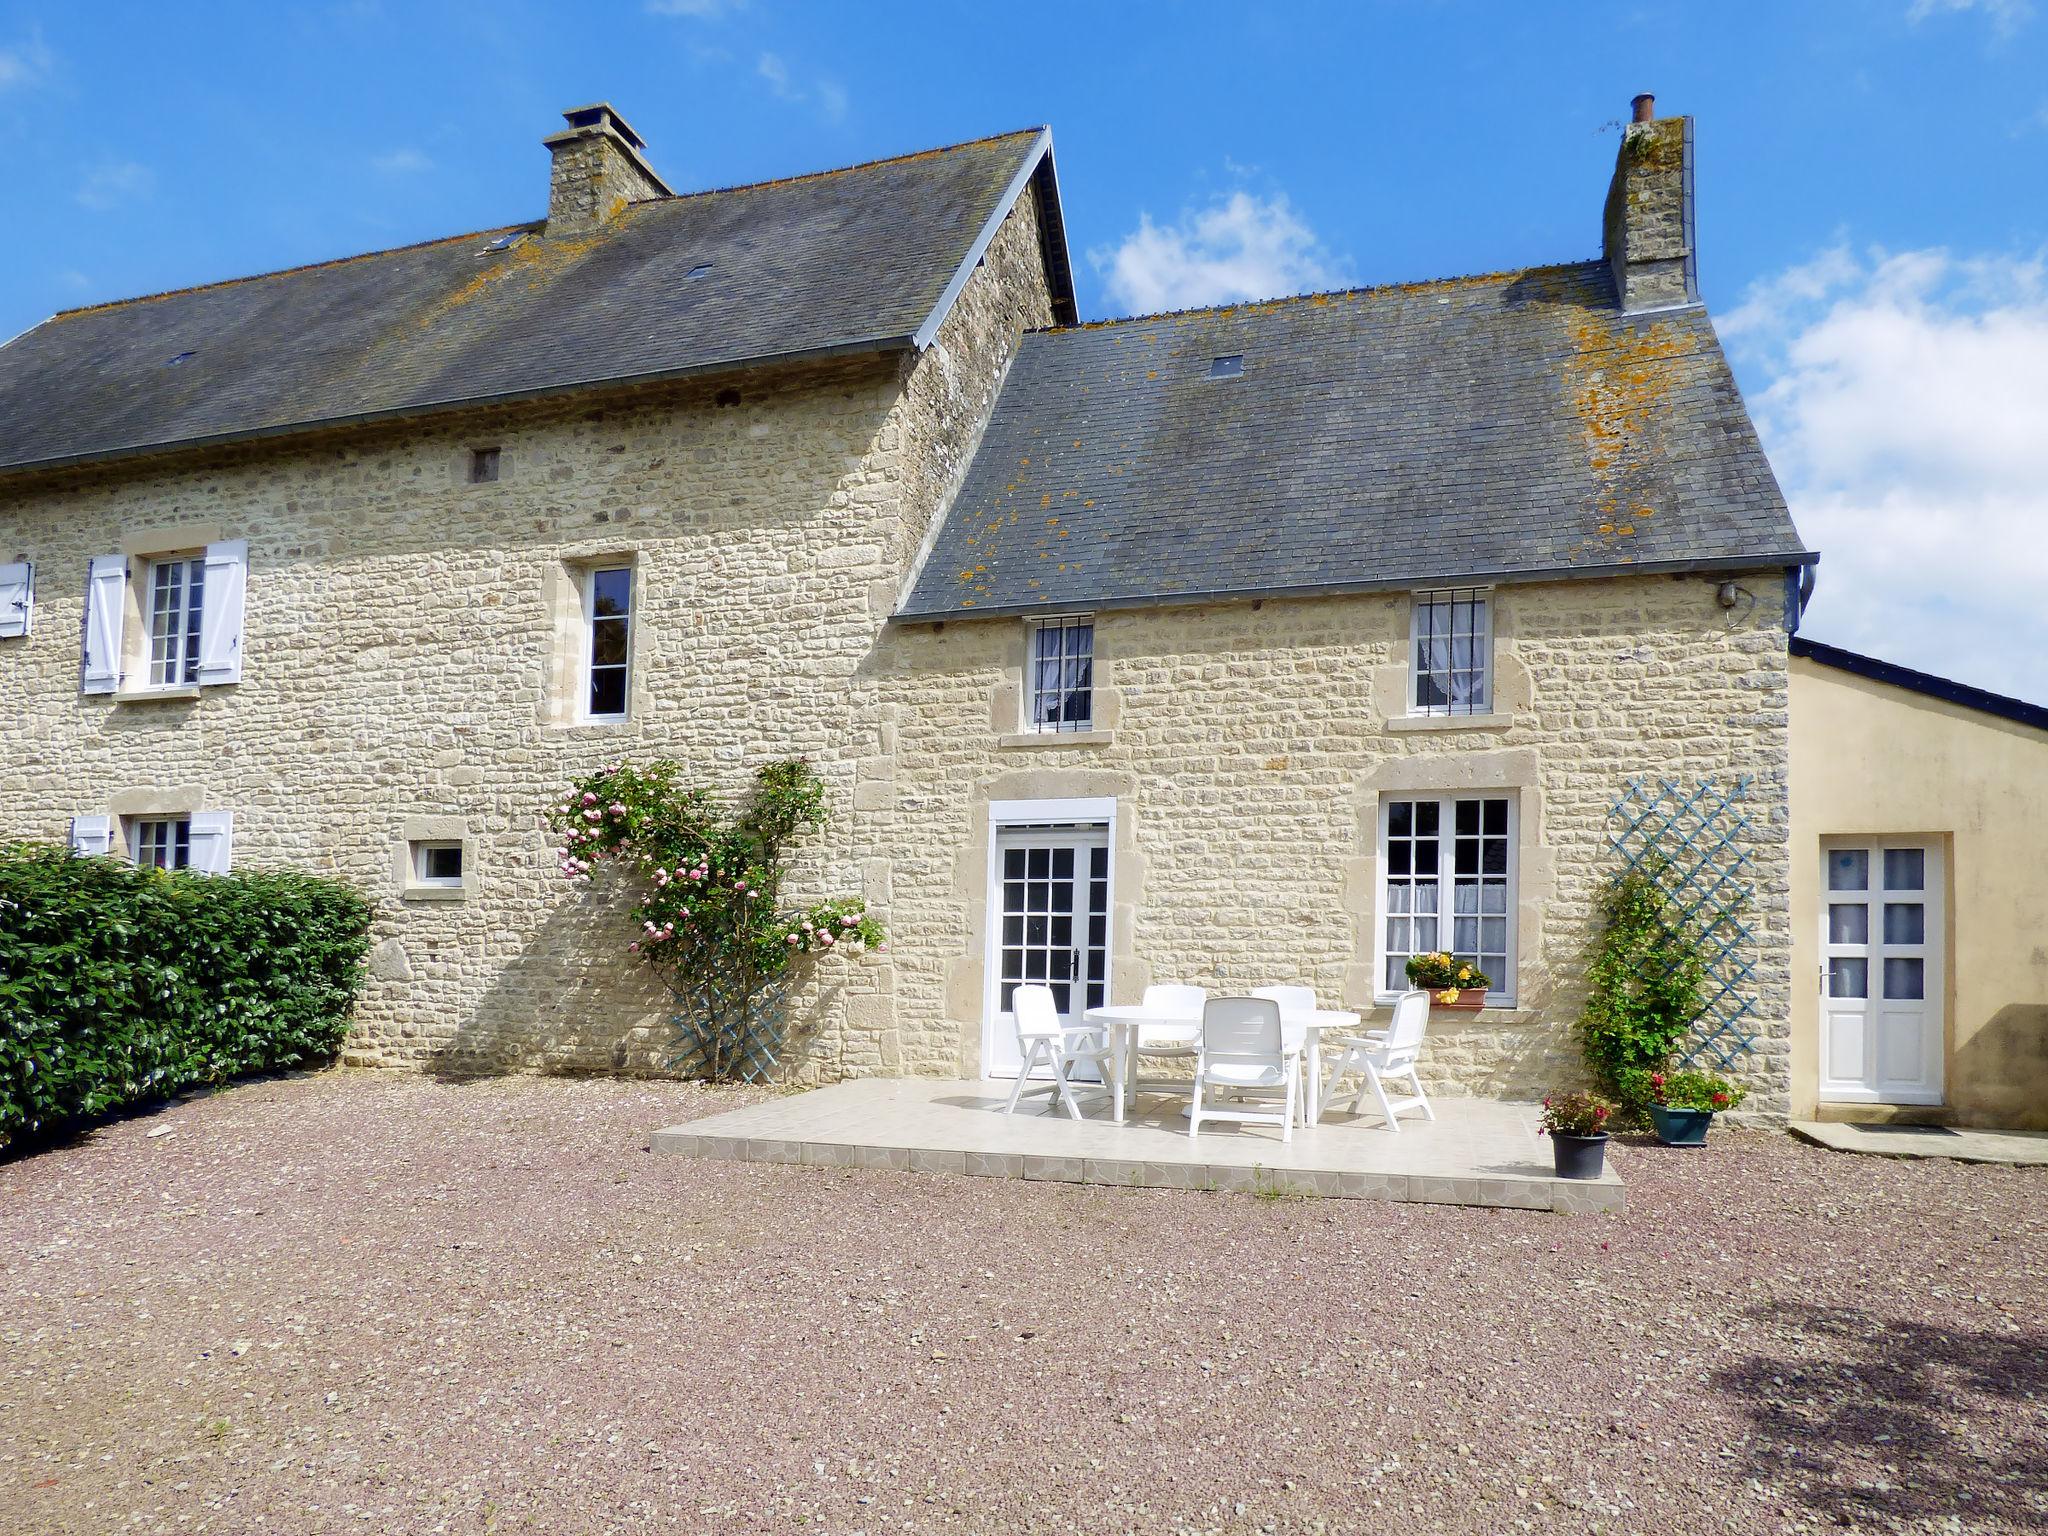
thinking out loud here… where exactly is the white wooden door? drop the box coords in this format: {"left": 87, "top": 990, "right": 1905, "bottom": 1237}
{"left": 984, "top": 823, "right": 1110, "bottom": 1078}
{"left": 1819, "top": 840, "right": 1944, "bottom": 1105}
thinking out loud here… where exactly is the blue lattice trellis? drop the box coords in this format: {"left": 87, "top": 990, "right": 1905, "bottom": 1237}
{"left": 1605, "top": 776, "right": 1759, "bottom": 1070}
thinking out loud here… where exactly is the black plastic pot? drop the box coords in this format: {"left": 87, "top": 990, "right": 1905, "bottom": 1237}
{"left": 1550, "top": 1132, "right": 1609, "bottom": 1180}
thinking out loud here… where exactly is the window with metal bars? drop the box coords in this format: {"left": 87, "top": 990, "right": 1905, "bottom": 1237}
{"left": 1026, "top": 617, "right": 1093, "bottom": 732}
{"left": 147, "top": 556, "right": 206, "bottom": 687}
{"left": 1409, "top": 588, "right": 1490, "bottom": 715}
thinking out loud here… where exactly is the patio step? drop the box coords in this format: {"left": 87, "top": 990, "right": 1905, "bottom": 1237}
{"left": 648, "top": 1078, "right": 1624, "bottom": 1213}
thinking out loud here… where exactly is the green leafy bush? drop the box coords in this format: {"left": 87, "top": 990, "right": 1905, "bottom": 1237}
{"left": 1574, "top": 867, "right": 1708, "bottom": 1120}
{"left": 0, "top": 843, "right": 372, "bottom": 1150}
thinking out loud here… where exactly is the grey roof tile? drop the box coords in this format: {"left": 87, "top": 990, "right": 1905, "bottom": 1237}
{"left": 899, "top": 261, "right": 1811, "bottom": 619}
{"left": 0, "top": 129, "right": 1071, "bottom": 473}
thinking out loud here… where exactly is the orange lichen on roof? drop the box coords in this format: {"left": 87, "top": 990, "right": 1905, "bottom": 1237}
{"left": 1560, "top": 308, "right": 1699, "bottom": 552}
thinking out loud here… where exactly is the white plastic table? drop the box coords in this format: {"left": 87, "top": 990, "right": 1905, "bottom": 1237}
{"left": 1082, "top": 1002, "right": 1362, "bottom": 1126}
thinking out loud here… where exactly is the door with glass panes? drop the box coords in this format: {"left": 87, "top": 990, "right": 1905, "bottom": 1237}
{"left": 985, "top": 824, "right": 1110, "bottom": 1078}
{"left": 1819, "top": 840, "right": 1944, "bottom": 1104}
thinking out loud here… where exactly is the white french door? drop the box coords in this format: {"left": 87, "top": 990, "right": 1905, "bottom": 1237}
{"left": 1819, "top": 840, "right": 1944, "bottom": 1105}
{"left": 984, "top": 822, "right": 1110, "bottom": 1078}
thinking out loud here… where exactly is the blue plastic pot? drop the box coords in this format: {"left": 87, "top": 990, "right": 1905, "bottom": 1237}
{"left": 1649, "top": 1103, "right": 1715, "bottom": 1146}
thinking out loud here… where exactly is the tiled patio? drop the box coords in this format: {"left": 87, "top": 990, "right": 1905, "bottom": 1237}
{"left": 649, "top": 1078, "right": 1624, "bottom": 1212}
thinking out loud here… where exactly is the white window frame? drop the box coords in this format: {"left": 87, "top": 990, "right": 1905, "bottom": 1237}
{"left": 1024, "top": 615, "right": 1094, "bottom": 733}
{"left": 1374, "top": 792, "right": 1518, "bottom": 1007}
{"left": 1407, "top": 587, "right": 1493, "bottom": 717}
{"left": 582, "top": 564, "right": 633, "bottom": 723}
{"left": 130, "top": 816, "right": 193, "bottom": 871}
{"left": 412, "top": 841, "right": 466, "bottom": 888}
{"left": 145, "top": 553, "right": 207, "bottom": 688}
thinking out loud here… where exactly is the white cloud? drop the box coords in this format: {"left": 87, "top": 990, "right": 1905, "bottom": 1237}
{"left": 1090, "top": 189, "right": 1345, "bottom": 315}
{"left": 752, "top": 50, "right": 847, "bottom": 121}
{"left": 371, "top": 147, "right": 432, "bottom": 175}
{"left": 1723, "top": 245, "right": 2048, "bottom": 703}
{"left": 757, "top": 50, "right": 796, "bottom": 99}
{"left": 75, "top": 161, "right": 154, "bottom": 211}
{"left": 0, "top": 26, "right": 54, "bottom": 91}
{"left": 1907, "top": 0, "right": 2033, "bottom": 33}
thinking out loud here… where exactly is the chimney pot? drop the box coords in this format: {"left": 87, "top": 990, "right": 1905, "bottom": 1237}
{"left": 1603, "top": 100, "right": 1696, "bottom": 312}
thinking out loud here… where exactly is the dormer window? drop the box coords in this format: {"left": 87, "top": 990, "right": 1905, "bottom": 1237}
{"left": 1409, "top": 588, "right": 1491, "bottom": 716}
{"left": 1207, "top": 355, "right": 1244, "bottom": 379}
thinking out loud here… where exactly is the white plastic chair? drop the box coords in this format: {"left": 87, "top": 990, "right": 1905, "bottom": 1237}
{"left": 1133, "top": 982, "right": 1206, "bottom": 1066}
{"left": 1002, "top": 984, "right": 1115, "bottom": 1120}
{"left": 1250, "top": 985, "right": 1317, "bottom": 1116}
{"left": 1189, "top": 996, "right": 1299, "bottom": 1142}
{"left": 1318, "top": 989, "right": 1434, "bottom": 1132}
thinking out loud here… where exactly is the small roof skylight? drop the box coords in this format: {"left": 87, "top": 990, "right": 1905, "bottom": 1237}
{"left": 480, "top": 231, "right": 527, "bottom": 255}
{"left": 686, "top": 263, "right": 714, "bottom": 281}
{"left": 1207, "top": 354, "right": 1244, "bottom": 379}
{"left": 166, "top": 351, "right": 196, "bottom": 367}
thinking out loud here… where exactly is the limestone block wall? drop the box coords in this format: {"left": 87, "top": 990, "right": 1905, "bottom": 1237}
{"left": 868, "top": 574, "right": 1795, "bottom": 1117}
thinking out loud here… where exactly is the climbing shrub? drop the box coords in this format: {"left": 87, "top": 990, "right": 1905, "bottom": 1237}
{"left": 0, "top": 843, "right": 373, "bottom": 1151}
{"left": 1574, "top": 866, "right": 1708, "bottom": 1121}
{"left": 547, "top": 759, "right": 884, "bottom": 1082}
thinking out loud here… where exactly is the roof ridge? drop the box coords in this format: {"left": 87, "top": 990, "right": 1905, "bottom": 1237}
{"left": 50, "top": 220, "right": 541, "bottom": 322}
{"left": 1034, "top": 258, "right": 1605, "bottom": 333}
{"left": 47, "top": 125, "right": 1051, "bottom": 326}
{"left": 655, "top": 125, "right": 1047, "bottom": 205}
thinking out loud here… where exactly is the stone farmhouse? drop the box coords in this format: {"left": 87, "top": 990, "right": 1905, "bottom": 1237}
{"left": 3, "top": 98, "right": 2042, "bottom": 1128}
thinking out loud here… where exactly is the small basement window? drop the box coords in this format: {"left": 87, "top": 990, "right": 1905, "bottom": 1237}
{"left": 1207, "top": 355, "right": 1244, "bottom": 379}
{"left": 412, "top": 841, "right": 465, "bottom": 887}
{"left": 468, "top": 447, "right": 501, "bottom": 484}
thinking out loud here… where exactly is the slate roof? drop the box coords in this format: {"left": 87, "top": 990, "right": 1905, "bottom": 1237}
{"left": 899, "top": 261, "right": 1811, "bottom": 620}
{"left": 0, "top": 128, "right": 1075, "bottom": 475}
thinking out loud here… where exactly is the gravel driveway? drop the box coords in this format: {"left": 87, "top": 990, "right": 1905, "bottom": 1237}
{"left": 3, "top": 1069, "right": 2042, "bottom": 1536}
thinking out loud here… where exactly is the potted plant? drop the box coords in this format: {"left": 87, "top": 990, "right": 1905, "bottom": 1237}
{"left": 1538, "top": 1091, "right": 1613, "bottom": 1179}
{"left": 1405, "top": 952, "right": 1491, "bottom": 1011}
{"left": 1642, "top": 1068, "right": 1746, "bottom": 1146}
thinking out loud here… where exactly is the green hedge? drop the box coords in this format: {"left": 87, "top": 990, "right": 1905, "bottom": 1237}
{"left": 0, "top": 842, "right": 374, "bottom": 1150}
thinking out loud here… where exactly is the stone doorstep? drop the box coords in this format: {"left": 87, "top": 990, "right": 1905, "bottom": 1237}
{"left": 647, "top": 1081, "right": 1625, "bottom": 1214}
{"left": 1788, "top": 1120, "right": 2048, "bottom": 1167}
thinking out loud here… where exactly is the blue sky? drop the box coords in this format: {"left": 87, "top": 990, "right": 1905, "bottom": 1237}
{"left": 3, "top": 1, "right": 2044, "bottom": 699}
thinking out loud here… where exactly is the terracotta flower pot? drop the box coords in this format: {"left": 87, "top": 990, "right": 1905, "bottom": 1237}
{"left": 1430, "top": 989, "right": 1487, "bottom": 1011}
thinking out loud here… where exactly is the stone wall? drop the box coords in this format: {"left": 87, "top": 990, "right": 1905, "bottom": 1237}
{"left": 868, "top": 574, "right": 1795, "bottom": 1117}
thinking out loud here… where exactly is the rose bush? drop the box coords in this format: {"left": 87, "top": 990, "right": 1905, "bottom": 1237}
{"left": 547, "top": 759, "right": 883, "bottom": 1081}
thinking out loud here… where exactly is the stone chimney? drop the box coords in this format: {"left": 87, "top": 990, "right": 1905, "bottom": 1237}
{"left": 1601, "top": 92, "right": 1697, "bottom": 313}
{"left": 543, "top": 104, "right": 672, "bottom": 236}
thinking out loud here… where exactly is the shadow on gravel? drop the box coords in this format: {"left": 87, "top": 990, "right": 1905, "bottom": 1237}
{"left": 1715, "top": 1302, "right": 2048, "bottom": 1530}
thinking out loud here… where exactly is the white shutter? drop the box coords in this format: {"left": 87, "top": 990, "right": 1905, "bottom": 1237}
{"left": 68, "top": 815, "right": 114, "bottom": 856}
{"left": 196, "top": 539, "right": 247, "bottom": 686}
{"left": 186, "top": 811, "right": 234, "bottom": 875}
{"left": 81, "top": 554, "right": 126, "bottom": 694}
{"left": 0, "top": 560, "right": 30, "bottom": 638}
